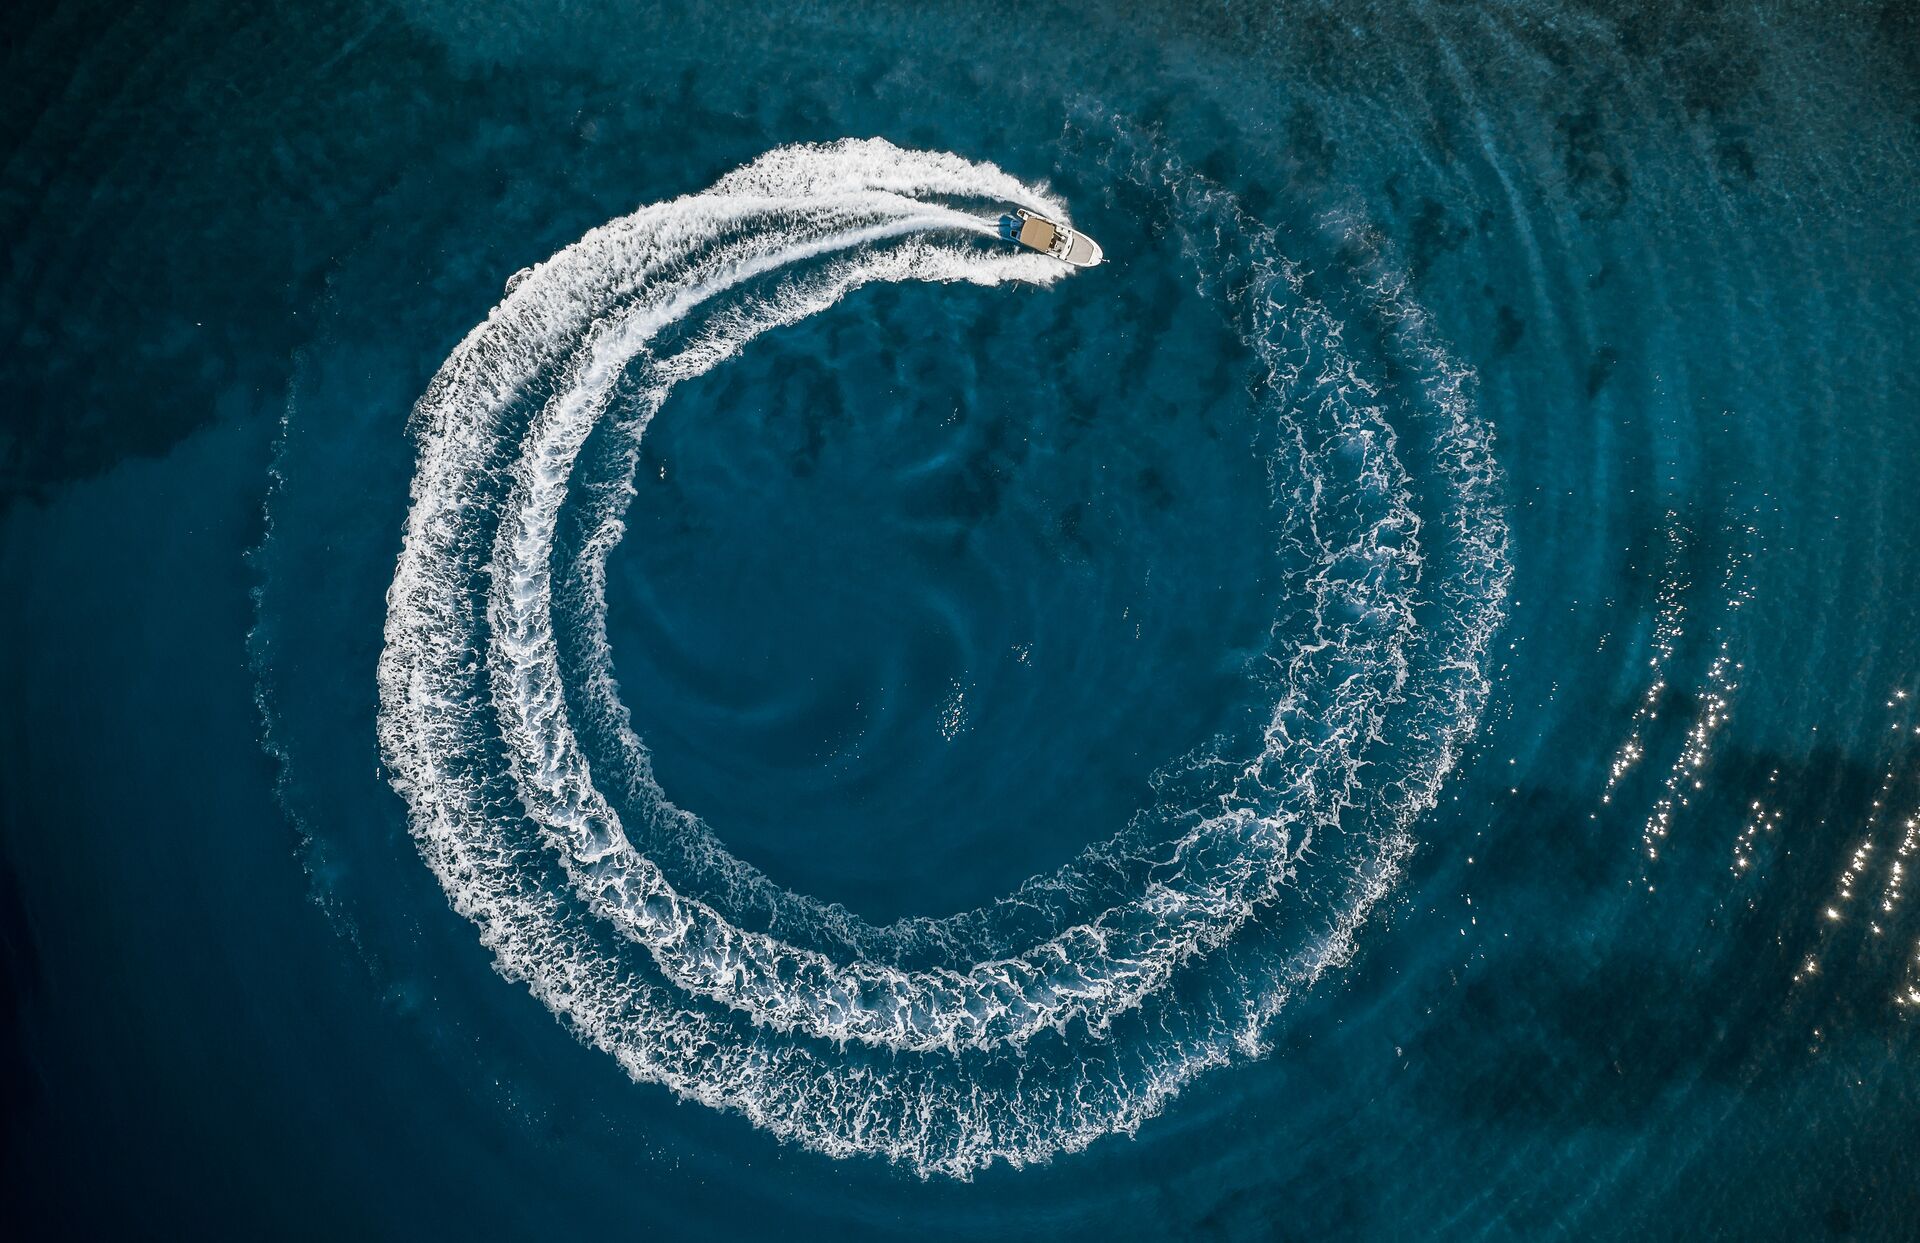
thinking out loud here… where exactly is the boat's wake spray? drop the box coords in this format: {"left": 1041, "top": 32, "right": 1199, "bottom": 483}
{"left": 376, "top": 137, "right": 1507, "bottom": 1177}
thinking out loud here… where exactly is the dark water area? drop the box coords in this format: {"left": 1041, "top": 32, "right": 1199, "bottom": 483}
{"left": 4, "top": 1, "right": 1918, "bottom": 1237}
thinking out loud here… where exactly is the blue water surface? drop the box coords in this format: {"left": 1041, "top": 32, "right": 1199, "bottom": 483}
{"left": 3, "top": 1, "right": 1917, "bottom": 1237}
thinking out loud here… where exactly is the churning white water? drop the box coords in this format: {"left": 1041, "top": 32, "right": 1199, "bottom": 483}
{"left": 377, "top": 138, "right": 1508, "bottom": 1176}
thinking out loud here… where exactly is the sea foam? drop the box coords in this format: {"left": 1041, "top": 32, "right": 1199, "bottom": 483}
{"left": 376, "top": 137, "right": 1509, "bottom": 1176}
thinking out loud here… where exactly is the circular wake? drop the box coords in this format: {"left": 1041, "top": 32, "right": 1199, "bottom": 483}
{"left": 376, "top": 137, "right": 1508, "bottom": 1176}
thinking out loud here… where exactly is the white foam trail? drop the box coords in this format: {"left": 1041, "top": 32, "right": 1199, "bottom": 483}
{"left": 377, "top": 137, "right": 1509, "bottom": 1176}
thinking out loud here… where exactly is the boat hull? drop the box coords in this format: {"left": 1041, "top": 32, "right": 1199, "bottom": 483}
{"left": 1002, "top": 209, "right": 1103, "bottom": 268}
{"left": 1059, "top": 230, "right": 1102, "bottom": 268}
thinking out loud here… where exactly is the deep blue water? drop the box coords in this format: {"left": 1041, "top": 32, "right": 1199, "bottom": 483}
{"left": 4, "top": 0, "right": 1918, "bottom": 1237}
